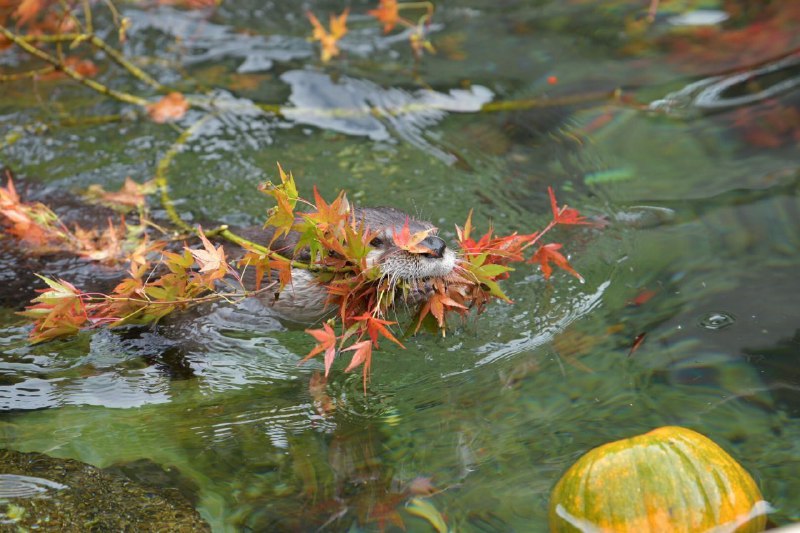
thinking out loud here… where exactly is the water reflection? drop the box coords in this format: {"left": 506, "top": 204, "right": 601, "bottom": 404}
{"left": 281, "top": 69, "right": 493, "bottom": 164}
{"left": 650, "top": 52, "right": 800, "bottom": 115}
{"left": 125, "top": 6, "right": 311, "bottom": 70}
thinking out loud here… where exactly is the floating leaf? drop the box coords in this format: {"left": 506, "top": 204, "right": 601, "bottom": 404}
{"left": 147, "top": 92, "right": 189, "bottom": 123}
{"left": 307, "top": 8, "right": 349, "bottom": 62}
{"left": 84, "top": 177, "right": 156, "bottom": 211}
{"left": 368, "top": 0, "right": 399, "bottom": 33}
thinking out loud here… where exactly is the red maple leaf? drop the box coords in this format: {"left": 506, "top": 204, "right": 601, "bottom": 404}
{"left": 303, "top": 322, "right": 338, "bottom": 376}
{"left": 349, "top": 312, "right": 404, "bottom": 349}
{"left": 343, "top": 340, "right": 373, "bottom": 392}
{"left": 549, "top": 186, "right": 593, "bottom": 226}
{"left": 368, "top": 0, "right": 399, "bottom": 33}
{"left": 530, "top": 243, "right": 583, "bottom": 282}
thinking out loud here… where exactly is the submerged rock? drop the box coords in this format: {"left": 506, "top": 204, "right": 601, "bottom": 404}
{"left": 0, "top": 449, "right": 209, "bottom": 532}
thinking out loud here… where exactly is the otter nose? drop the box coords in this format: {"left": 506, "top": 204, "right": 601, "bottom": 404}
{"left": 420, "top": 235, "right": 447, "bottom": 258}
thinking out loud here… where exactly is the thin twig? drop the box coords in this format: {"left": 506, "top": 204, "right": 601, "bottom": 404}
{"left": 0, "top": 24, "right": 148, "bottom": 107}
{"left": 89, "top": 34, "right": 166, "bottom": 91}
{"left": 82, "top": 0, "right": 93, "bottom": 34}
{"left": 0, "top": 66, "right": 57, "bottom": 81}
{"left": 55, "top": 113, "right": 127, "bottom": 127}
{"left": 153, "top": 115, "right": 212, "bottom": 234}
{"left": 17, "top": 33, "right": 85, "bottom": 43}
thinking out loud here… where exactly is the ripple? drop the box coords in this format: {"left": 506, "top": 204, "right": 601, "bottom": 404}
{"left": 0, "top": 474, "right": 67, "bottom": 499}
{"left": 0, "top": 370, "right": 171, "bottom": 411}
{"left": 699, "top": 311, "right": 736, "bottom": 330}
{"left": 162, "top": 299, "right": 306, "bottom": 393}
{"left": 650, "top": 53, "right": 800, "bottom": 116}
{"left": 468, "top": 280, "right": 610, "bottom": 368}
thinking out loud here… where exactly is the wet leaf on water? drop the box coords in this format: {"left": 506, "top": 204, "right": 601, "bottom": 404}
{"left": 368, "top": 0, "right": 399, "bottom": 33}
{"left": 307, "top": 8, "right": 349, "bottom": 63}
{"left": 146, "top": 92, "right": 189, "bottom": 123}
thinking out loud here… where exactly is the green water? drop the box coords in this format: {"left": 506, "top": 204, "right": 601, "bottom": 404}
{"left": 2, "top": 0, "right": 800, "bottom": 530}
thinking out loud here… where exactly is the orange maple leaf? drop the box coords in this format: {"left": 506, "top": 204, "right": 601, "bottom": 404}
{"left": 530, "top": 243, "right": 583, "bottom": 282}
{"left": 368, "top": 0, "right": 399, "bottom": 33}
{"left": 307, "top": 8, "right": 349, "bottom": 62}
{"left": 303, "top": 322, "right": 339, "bottom": 376}
{"left": 146, "top": 92, "right": 189, "bottom": 123}
{"left": 13, "top": 0, "right": 48, "bottom": 26}
{"left": 391, "top": 219, "right": 435, "bottom": 254}
{"left": 343, "top": 339, "right": 373, "bottom": 392}
{"left": 271, "top": 256, "right": 293, "bottom": 289}
{"left": 85, "top": 177, "right": 154, "bottom": 210}
{"left": 19, "top": 276, "right": 89, "bottom": 343}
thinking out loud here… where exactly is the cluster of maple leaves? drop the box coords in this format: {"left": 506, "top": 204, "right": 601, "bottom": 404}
{"left": 308, "top": 0, "right": 435, "bottom": 63}
{"left": 1, "top": 164, "right": 592, "bottom": 388}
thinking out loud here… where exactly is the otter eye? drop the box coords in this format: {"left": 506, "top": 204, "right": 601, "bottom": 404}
{"left": 370, "top": 237, "right": 384, "bottom": 247}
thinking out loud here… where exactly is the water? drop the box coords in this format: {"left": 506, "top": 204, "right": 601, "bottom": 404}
{"left": 1, "top": 0, "right": 800, "bottom": 530}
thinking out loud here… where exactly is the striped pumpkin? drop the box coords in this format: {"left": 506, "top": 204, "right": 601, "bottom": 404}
{"left": 549, "top": 426, "right": 767, "bottom": 532}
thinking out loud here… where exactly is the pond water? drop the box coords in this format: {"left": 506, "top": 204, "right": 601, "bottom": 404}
{"left": 1, "top": 0, "right": 800, "bottom": 530}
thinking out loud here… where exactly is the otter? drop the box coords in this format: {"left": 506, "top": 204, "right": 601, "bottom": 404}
{"left": 236, "top": 207, "right": 457, "bottom": 323}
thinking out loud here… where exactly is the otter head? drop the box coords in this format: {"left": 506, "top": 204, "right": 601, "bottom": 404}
{"left": 353, "top": 207, "right": 457, "bottom": 284}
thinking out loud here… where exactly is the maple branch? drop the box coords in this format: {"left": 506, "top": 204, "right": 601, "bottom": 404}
{"left": 82, "top": 0, "right": 94, "bottom": 34}
{"left": 55, "top": 114, "right": 127, "bottom": 127}
{"left": 153, "top": 117, "right": 209, "bottom": 234}
{"left": 0, "top": 66, "right": 57, "bottom": 81}
{"left": 216, "top": 227, "right": 353, "bottom": 272}
{"left": 519, "top": 219, "right": 558, "bottom": 252}
{"left": 94, "top": 285, "right": 276, "bottom": 307}
{"left": 153, "top": 119, "right": 354, "bottom": 274}
{"left": 16, "top": 33, "right": 85, "bottom": 43}
{"left": 87, "top": 34, "right": 166, "bottom": 92}
{"left": 0, "top": 24, "right": 148, "bottom": 107}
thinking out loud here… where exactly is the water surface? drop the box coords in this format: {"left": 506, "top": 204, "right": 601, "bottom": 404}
{"left": 1, "top": 0, "right": 800, "bottom": 530}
